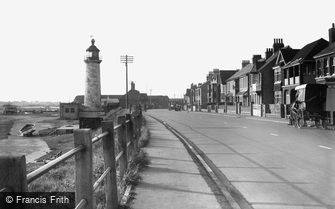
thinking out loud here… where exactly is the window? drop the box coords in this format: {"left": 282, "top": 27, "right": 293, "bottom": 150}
{"left": 294, "top": 66, "right": 299, "bottom": 77}
{"left": 331, "top": 57, "right": 335, "bottom": 75}
{"left": 289, "top": 68, "right": 293, "bottom": 77}
{"left": 274, "top": 91, "right": 281, "bottom": 104}
{"left": 274, "top": 69, "right": 281, "bottom": 82}
{"left": 65, "top": 108, "right": 69, "bottom": 113}
{"left": 71, "top": 108, "right": 75, "bottom": 113}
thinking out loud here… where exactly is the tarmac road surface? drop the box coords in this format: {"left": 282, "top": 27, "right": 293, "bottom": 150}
{"left": 146, "top": 109, "right": 335, "bottom": 209}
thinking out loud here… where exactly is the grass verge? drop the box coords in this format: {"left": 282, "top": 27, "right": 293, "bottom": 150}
{"left": 27, "top": 113, "right": 150, "bottom": 209}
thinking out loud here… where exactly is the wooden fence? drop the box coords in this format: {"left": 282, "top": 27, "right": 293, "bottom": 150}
{"left": 0, "top": 111, "right": 143, "bottom": 209}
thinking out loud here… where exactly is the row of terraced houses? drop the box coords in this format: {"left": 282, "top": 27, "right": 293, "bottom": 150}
{"left": 184, "top": 23, "right": 335, "bottom": 125}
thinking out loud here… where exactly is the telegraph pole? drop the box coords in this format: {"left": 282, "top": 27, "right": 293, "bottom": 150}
{"left": 149, "top": 89, "right": 152, "bottom": 108}
{"left": 120, "top": 55, "right": 133, "bottom": 111}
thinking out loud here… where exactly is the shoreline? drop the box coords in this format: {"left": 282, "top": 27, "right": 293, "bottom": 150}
{"left": 0, "top": 114, "right": 61, "bottom": 163}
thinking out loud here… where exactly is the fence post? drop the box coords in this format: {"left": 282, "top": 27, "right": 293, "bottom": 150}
{"left": 125, "top": 114, "right": 133, "bottom": 160}
{"left": 135, "top": 113, "right": 141, "bottom": 152}
{"left": 74, "top": 129, "right": 94, "bottom": 209}
{"left": 131, "top": 113, "right": 138, "bottom": 153}
{"left": 250, "top": 102, "right": 253, "bottom": 116}
{"left": 0, "top": 155, "right": 27, "bottom": 192}
{"left": 138, "top": 112, "right": 142, "bottom": 137}
{"left": 235, "top": 102, "right": 238, "bottom": 114}
{"left": 101, "top": 121, "right": 118, "bottom": 209}
{"left": 117, "top": 116, "right": 127, "bottom": 179}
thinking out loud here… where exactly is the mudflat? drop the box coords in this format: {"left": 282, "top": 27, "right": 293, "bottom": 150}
{"left": 0, "top": 114, "right": 61, "bottom": 163}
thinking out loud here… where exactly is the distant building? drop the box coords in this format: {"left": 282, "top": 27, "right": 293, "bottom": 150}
{"left": 200, "top": 81, "right": 209, "bottom": 109}
{"left": 73, "top": 81, "right": 168, "bottom": 113}
{"left": 148, "top": 95, "right": 169, "bottom": 109}
{"left": 73, "top": 95, "right": 121, "bottom": 113}
{"left": 219, "top": 70, "right": 238, "bottom": 104}
{"left": 2, "top": 104, "right": 18, "bottom": 115}
{"left": 184, "top": 88, "right": 191, "bottom": 108}
{"left": 119, "top": 82, "right": 148, "bottom": 109}
{"left": 169, "top": 98, "right": 184, "bottom": 109}
{"left": 195, "top": 83, "right": 202, "bottom": 110}
{"left": 59, "top": 103, "right": 81, "bottom": 120}
{"left": 207, "top": 69, "right": 220, "bottom": 107}
{"left": 227, "top": 60, "right": 255, "bottom": 106}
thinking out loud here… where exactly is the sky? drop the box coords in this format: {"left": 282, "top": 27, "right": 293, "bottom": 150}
{"left": 1, "top": 0, "right": 335, "bottom": 102}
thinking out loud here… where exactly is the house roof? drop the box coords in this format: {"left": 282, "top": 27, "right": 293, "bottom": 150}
{"left": 258, "top": 51, "right": 279, "bottom": 73}
{"left": 281, "top": 46, "right": 300, "bottom": 63}
{"left": 219, "top": 70, "right": 238, "bottom": 84}
{"left": 283, "top": 38, "right": 328, "bottom": 68}
{"left": 314, "top": 42, "right": 335, "bottom": 58}
{"left": 226, "top": 63, "right": 254, "bottom": 81}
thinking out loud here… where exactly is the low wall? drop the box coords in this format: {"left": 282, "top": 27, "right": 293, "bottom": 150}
{"left": 240, "top": 106, "right": 251, "bottom": 115}
{"left": 266, "top": 104, "right": 281, "bottom": 118}
{"left": 226, "top": 105, "right": 236, "bottom": 114}
{"left": 252, "top": 104, "right": 262, "bottom": 117}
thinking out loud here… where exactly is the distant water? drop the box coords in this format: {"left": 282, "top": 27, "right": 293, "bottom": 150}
{"left": 0, "top": 119, "right": 13, "bottom": 139}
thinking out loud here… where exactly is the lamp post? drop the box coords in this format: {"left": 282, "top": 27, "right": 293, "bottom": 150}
{"left": 120, "top": 55, "right": 133, "bottom": 111}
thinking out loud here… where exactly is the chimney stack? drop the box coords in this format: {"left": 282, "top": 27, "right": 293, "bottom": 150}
{"left": 329, "top": 23, "right": 335, "bottom": 44}
{"left": 273, "top": 38, "right": 284, "bottom": 52}
{"left": 252, "top": 55, "right": 262, "bottom": 64}
{"left": 265, "top": 48, "right": 274, "bottom": 59}
{"left": 242, "top": 60, "right": 250, "bottom": 68}
{"left": 131, "top": 81, "right": 135, "bottom": 90}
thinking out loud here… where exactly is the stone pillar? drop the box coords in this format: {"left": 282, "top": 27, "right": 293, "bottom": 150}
{"left": 84, "top": 62, "right": 101, "bottom": 110}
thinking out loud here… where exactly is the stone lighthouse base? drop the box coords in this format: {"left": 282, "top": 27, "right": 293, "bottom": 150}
{"left": 79, "top": 111, "right": 104, "bottom": 129}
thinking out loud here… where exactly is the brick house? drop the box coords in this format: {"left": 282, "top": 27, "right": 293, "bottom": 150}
{"left": 206, "top": 69, "right": 220, "bottom": 109}
{"left": 272, "top": 46, "right": 300, "bottom": 104}
{"left": 200, "top": 81, "right": 209, "bottom": 109}
{"left": 119, "top": 82, "right": 148, "bottom": 109}
{"left": 313, "top": 23, "right": 335, "bottom": 125}
{"left": 226, "top": 59, "right": 255, "bottom": 106}
{"left": 282, "top": 38, "right": 329, "bottom": 105}
{"left": 251, "top": 39, "right": 286, "bottom": 105}
{"left": 218, "top": 70, "right": 238, "bottom": 105}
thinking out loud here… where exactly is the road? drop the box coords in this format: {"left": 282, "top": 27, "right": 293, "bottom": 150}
{"left": 146, "top": 109, "right": 335, "bottom": 209}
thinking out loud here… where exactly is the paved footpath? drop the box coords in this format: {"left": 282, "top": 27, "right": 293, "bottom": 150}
{"left": 132, "top": 116, "right": 224, "bottom": 209}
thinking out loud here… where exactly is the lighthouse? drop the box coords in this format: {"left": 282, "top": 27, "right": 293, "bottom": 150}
{"left": 79, "top": 39, "right": 104, "bottom": 129}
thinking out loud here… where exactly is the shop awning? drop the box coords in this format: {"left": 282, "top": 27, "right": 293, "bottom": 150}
{"left": 236, "top": 91, "right": 248, "bottom": 96}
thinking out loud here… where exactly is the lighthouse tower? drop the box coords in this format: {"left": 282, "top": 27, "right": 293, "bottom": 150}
{"left": 79, "top": 39, "right": 103, "bottom": 129}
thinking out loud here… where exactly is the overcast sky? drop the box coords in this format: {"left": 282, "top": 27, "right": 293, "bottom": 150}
{"left": 1, "top": 0, "right": 335, "bottom": 102}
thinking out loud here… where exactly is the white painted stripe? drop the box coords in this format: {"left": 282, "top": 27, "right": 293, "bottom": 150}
{"left": 270, "top": 133, "right": 278, "bottom": 136}
{"left": 318, "top": 145, "right": 332, "bottom": 150}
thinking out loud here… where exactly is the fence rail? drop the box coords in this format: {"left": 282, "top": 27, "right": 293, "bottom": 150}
{"left": 0, "top": 111, "right": 143, "bottom": 209}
